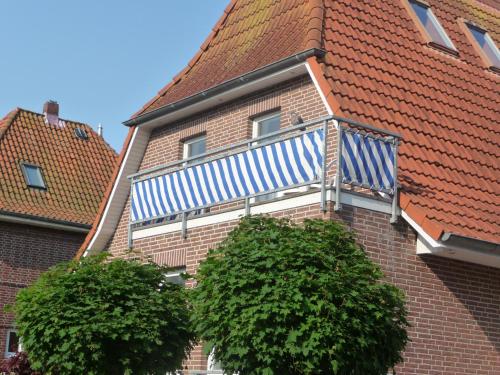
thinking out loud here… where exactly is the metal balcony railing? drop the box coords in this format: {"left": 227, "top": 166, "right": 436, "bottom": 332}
{"left": 127, "top": 115, "right": 401, "bottom": 246}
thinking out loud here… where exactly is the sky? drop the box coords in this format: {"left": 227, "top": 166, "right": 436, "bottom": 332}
{"left": 0, "top": 1, "right": 228, "bottom": 152}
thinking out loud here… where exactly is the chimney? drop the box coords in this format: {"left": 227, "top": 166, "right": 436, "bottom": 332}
{"left": 43, "top": 100, "right": 61, "bottom": 127}
{"left": 97, "top": 123, "right": 103, "bottom": 137}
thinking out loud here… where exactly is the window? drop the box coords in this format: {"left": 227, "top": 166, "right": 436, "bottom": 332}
{"left": 21, "top": 163, "right": 46, "bottom": 189}
{"left": 407, "top": 0, "right": 456, "bottom": 53}
{"left": 165, "top": 267, "right": 186, "bottom": 286}
{"left": 4, "top": 330, "right": 20, "bottom": 357}
{"left": 252, "top": 113, "right": 281, "bottom": 202}
{"left": 465, "top": 22, "right": 500, "bottom": 71}
{"left": 183, "top": 135, "right": 206, "bottom": 163}
{"left": 207, "top": 348, "right": 223, "bottom": 373}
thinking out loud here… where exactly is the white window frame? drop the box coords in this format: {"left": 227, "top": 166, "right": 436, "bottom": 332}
{"left": 464, "top": 22, "right": 500, "bottom": 71}
{"left": 407, "top": 0, "right": 457, "bottom": 52}
{"left": 4, "top": 329, "right": 21, "bottom": 358}
{"left": 164, "top": 267, "right": 186, "bottom": 286}
{"left": 183, "top": 135, "right": 207, "bottom": 161}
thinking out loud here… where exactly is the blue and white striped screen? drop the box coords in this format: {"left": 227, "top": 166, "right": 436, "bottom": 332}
{"left": 131, "top": 129, "right": 324, "bottom": 222}
{"left": 341, "top": 131, "right": 395, "bottom": 192}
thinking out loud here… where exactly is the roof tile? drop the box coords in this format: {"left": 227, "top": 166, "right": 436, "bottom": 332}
{"left": 0, "top": 108, "right": 117, "bottom": 226}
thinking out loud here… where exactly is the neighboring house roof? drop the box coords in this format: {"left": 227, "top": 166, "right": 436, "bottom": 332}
{"left": 0, "top": 107, "right": 117, "bottom": 227}
{"left": 79, "top": 0, "right": 499, "bottom": 257}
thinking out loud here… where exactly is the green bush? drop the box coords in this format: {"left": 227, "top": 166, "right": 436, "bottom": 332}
{"left": 191, "top": 216, "right": 408, "bottom": 375}
{"left": 11, "top": 255, "right": 195, "bottom": 375}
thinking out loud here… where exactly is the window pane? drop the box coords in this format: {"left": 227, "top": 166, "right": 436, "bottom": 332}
{"left": 7, "top": 331, "right": 19, "bottom": 353}
{"left": 187, "top": 137, "right": 206, "bottom": 158}
{"left": 23, "top": 165, "right": 45, "bottom": 188}
{"left": 468, "top": 25, "right": 500, "bottom": 68}
{"left": 410, "top": 1, "right": 455, "bottom": 50}
{"left": 258, "top": 114, "right": 280, "bottom": 137}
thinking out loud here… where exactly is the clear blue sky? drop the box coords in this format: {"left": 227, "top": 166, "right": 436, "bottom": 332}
{"left": 0, "top": 1, "right": 228, "bottom": 152}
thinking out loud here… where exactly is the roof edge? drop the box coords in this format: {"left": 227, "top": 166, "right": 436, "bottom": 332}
{"left": 441, "top": 232, "right": 499, "bottom": 251}
{"left": 75, "top": 125, "right": 137, "bottom": 260}
{"left": 0, "top": 108, "right": 20, "bottom": 141}
{"left": 125, "top": 48, "right": 326, "bottom": 127}
{"left": 0, "top": 210, "right": 91, "bottom": 233}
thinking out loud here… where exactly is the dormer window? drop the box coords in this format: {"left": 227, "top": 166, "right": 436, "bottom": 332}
{"left": 406, "top": 0, "right": 457, "bottom": 54}
{"left": 464, "top": 22, "right": 500, "bottom": 72}
{"left": 21, "top": 163, "right": 46, "bottom": 189}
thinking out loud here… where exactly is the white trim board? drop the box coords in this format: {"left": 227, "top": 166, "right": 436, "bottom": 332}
{"left": 305, "top": 61, "right": 334, "bottom": 115}
{"left": 85, "top": 126, "right": 150, "bottom": 255}
{"left": 403, "top": 211, "right": 500, "bottom": 269}
{"left": 132, "top": 190, "right": 392, "bottom": 241}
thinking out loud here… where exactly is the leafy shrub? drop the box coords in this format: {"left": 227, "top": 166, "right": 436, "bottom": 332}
{"left": 11, "top": 255, "right": 195, "bottom": 375}
{"left": 0, "top": 352, "right": 40, "bottom": 375}
{"left": 191, "top": 216, "right": 409, "bottom": 375}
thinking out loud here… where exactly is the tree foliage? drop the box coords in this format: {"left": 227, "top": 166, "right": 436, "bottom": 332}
{"left": 191, "top": 216, "right": 409, "bottom": 375}
{"left": 11, "top": 255, "right": 195, "bottom": 375}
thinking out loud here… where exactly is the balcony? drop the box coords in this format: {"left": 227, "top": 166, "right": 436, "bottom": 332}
{"left": 127, "top": 115, "right": 400, "bottom": 246}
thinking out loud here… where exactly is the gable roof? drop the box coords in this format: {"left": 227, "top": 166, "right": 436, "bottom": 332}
{"left": 0, "top": 108, "right": 117, "bottom": 227}
{"left": 80, "top": 0, "right": 499, "bottom": 256}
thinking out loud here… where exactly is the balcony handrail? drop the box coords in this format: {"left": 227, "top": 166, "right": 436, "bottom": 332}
{"left": 127, "top": 115, "right": 401, "bottom": 182}
{"left": 128, "top": 115, "right": 330, "bottom": 182}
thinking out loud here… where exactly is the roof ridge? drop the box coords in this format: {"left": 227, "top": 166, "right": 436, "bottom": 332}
{"left": 0, "top": 108, "right": 20, "bottom": 142}
{"left": 133, "top": 0, "right": 237, "bottom": 118}
{"left": 15, "top": 107, "right": 95, "bottom": 128}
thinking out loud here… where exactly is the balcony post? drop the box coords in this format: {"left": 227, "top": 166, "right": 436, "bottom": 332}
{"left": 320, "top": 119, "right": 329, "bottom": 212}
{"left": 245, "top": 197, "right": 250, "bottom": 216}
{"left": 182, "top": 211, "right": 188, "bottom": 238}
{"left": 334, "top": 123, "right": 343, "bottom": 212}
{"left": 390, "top": 139, "right": 399, "bottom": 224}
{"left": 128, "top": 180, "right": 134, "bottom": 249}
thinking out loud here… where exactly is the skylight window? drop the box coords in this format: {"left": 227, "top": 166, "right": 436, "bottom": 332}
{"left": 408, "top": 0, "right": 456, "bottom": 52}
{"left": 465, "top": 23, "right": 500, "bottom": 71}
{"left": 21, "top": 163, "right": 46, "bottom": 189}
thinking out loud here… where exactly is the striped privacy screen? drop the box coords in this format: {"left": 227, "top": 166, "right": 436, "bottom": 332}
{"left": 341, "top": 130, "right": 395, "bottom": 193}
{"left": 130, "top": 129, "right": 324, "bottom": 222}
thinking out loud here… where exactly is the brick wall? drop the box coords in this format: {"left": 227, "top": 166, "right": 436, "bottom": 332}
{"left": 0, "top": 221, "right": 85, "bottom": 356}
{"left": 105, "top": 75, "right": 500, "bottom": 374}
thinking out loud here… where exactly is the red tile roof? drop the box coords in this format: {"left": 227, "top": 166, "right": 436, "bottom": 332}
{"left": 317, "top": 0, "right": 499, "bottom": 244}
{"left": 131, "top": 0, "right": 499, "bottom": 244}
{"left": 0, "top": 108, "right": 117, "bottom": 226}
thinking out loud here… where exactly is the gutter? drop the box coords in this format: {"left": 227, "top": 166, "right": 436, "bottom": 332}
{"left": 124, "top": 48, "right": 326, "bottom": 127}
{"left": 0, "top": 211, "right": 91, "bottom": 233}
{"left": 440, "top": 232, "right": 499, "bottom": 254}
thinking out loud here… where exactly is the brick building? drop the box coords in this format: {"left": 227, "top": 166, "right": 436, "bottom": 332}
{"left": 0, "top": 102, "right": 117, "bottom": 357}
{"left": 78, "top": 1, "right": 499, "bottom": 374}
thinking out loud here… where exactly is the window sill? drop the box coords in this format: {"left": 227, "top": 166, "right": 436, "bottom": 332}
{"left": 427, "top": 42, "right": 459, "bottom": 58}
